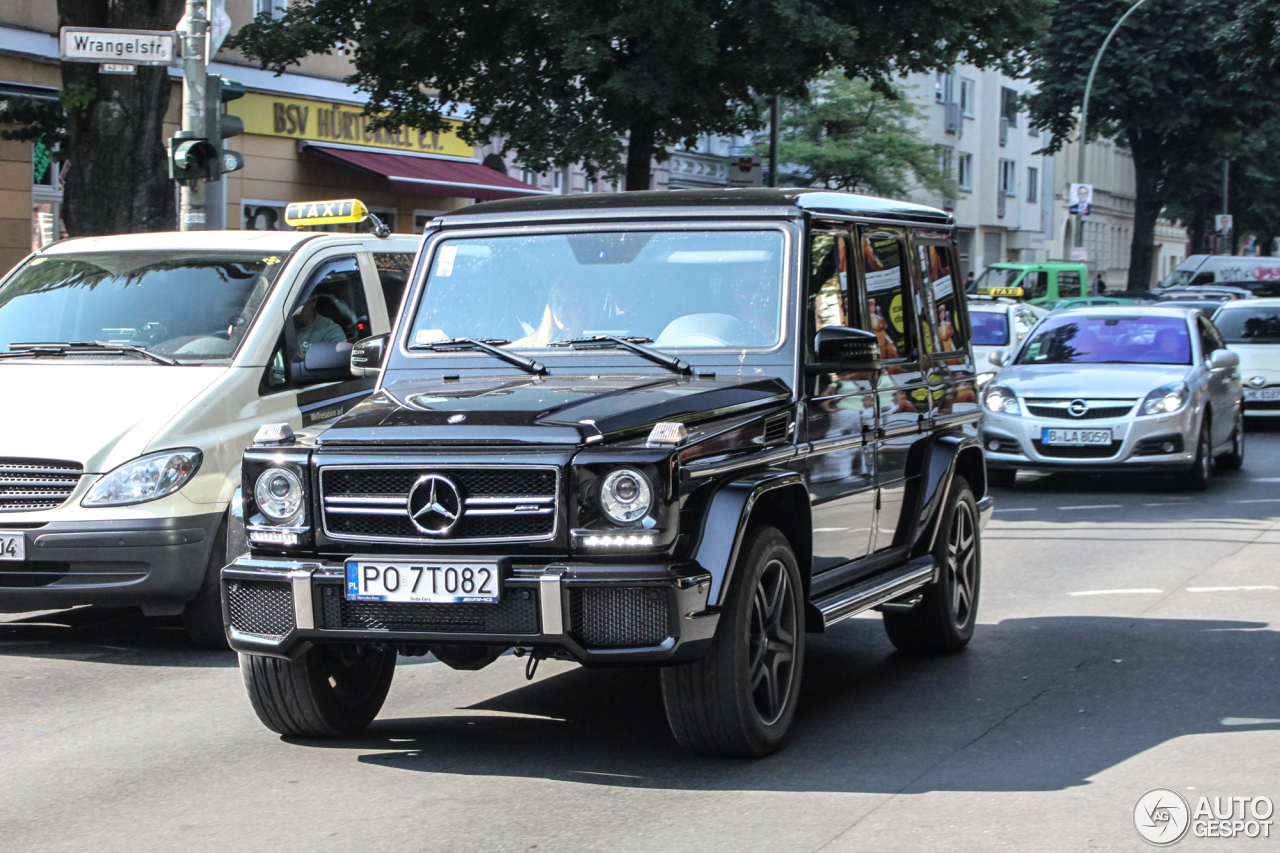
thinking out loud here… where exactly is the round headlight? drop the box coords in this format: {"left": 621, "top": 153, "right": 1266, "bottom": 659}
{"left": 254, "top": 468, "right": 303, "bottom": 522}
{"left": 599, "top": 468, "right": 653, "bottom": 524}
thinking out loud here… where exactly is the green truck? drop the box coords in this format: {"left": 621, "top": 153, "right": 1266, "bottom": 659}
{"left": 968, "top": 261, "right": 1091, "bottom": 304}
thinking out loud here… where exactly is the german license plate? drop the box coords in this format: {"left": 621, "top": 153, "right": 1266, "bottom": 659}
{"left": 1244, "top": 388, "right": 1280, "bottom": 401}
{"left": 345, "top": 561, "right": 499, "bottom": 604}
{"left": 1042, "top": 427, "right": 1112, "bottom": 446}
{"left": 0, "top": 532, "right": 23, "bottom": 561}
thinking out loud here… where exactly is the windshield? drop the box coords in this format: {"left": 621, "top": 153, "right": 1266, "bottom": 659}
{"left": 970, "top": 312, "right": 1009, "bottom": 346}
{"left": 969, "top": 267, "right": 1022, "bottom": 295}
{"left": 1017, "top": 315, "right": 1192, "bottom": 365}
{"left": 1160, "top": 269, "right": 1196, "bottom": 288}
{"left": 410, "top": 230, "right": 785, "bottom": 350}
{"left": 0, "top": 251, "right": 286, "bottom": 360}
{"left": 1215, "top": 307, "right": 1280, "bottom": 343}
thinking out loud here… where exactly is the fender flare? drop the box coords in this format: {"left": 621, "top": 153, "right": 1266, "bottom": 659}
{"left": 910, "top": 433, "right": 985, "bottom": 557}
{"left": 691, "top": 468, "right": 810, "bottom": 607}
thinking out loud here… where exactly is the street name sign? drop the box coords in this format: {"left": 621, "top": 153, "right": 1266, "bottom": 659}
{"left": 59, "top": 27, "right": 178, "bottom": 65}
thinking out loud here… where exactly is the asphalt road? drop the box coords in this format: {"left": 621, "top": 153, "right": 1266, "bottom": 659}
{"left": 3, "top": 431, "right": 1280, "bottom": 852}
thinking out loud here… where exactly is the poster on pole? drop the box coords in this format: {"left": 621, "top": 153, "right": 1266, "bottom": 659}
{"left": 1069, "top": 183, "right": 1093, "bottom": 216}
{"left": 1216, "top": 214, "right": 1234, "bottom": 236}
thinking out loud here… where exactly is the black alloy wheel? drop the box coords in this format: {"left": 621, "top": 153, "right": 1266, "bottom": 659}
{"left": 241, "top": 643, "right": 396, "bottom": 737}
{"left": 1217, "top": 407, "right": 1245, "bottom": 470}
{"left": 748, "top": 557, "right": 799, "bottom": 727}
{"left": 947, "top": 497, "right": 979, "bottom": 629}
{"left": 1178, "top": 416, "right": 1213, "bottom": 491}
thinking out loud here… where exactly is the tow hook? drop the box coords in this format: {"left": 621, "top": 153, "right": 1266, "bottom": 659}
{"left": 513, "top": 646, "right": 549, "bottom": 680}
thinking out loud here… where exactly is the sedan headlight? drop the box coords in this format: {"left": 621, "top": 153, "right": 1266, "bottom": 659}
{"left": 82, "top": 449, "right": 202, "bottom": 507}
{"left": 983, "top": 384, "right": 1021, "bottom": 415}
{"left": 254, "top": 467, "right": 305, "bottom": 523}
{"left": 599, "top": 467, "right": 653, "bottom": 524}
{"left": 1140, "top": 381, "right": 1190, "bottom": 415}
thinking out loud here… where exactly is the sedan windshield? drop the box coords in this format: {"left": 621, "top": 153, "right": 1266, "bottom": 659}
{"left": 0, "top": 251, "right": 286, "bottom": 360}
{"left": 410, "top": 230, "right": 784, "bottom": 351}
{"left": 1214, "top": 307, "right": 1280, "bottom": 343}
{"left": 970, "top": 312, "right": 1009, "bottom": 346}
{"left": 1017, "top": 316, "right": 1191, "bottom": 365}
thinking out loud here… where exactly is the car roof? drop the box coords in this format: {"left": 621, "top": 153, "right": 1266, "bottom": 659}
{"left": 436, "top": 187, "right": 953, "bottom": 227}
{"left": 36, "top": 230, "right": 419, "bottom": 256}
{"left": 1050, "top": 305, "right": 1199, "bottom": 320}
{"left": 1215, "top": 296, "right": 1280, "bottom": 309}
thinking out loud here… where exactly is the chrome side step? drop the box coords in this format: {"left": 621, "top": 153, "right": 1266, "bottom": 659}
{"left": 814, "top": 556, "right": 937, "bottom": 628}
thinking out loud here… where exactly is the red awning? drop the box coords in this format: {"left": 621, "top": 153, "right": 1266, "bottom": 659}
{"left": 303, "top": 143, "right": 548, "bottom": 201}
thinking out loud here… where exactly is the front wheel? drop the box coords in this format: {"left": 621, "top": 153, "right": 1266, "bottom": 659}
{"left": 182, "top": 514, "right": 230, "bottom": 649}
{"left": 240, "top": 645, "right": 396, "bottom": 737}
{"left": 1178, "top": 416, "right": 1213, "bottom": 491}
{"left": 1217, "top": 407, "right": 1245, "bottom": 470}
{"left": 660, "top": 525, "right": 804, "bottom": 757}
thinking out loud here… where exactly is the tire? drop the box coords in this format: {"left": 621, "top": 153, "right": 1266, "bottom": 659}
{"left": 986, "top": 467, "right": 1017, "bottom": 488}
{"left": 182, "top": 514, "right": 230, "bottom": 649}
{"left": 240, "top": 645, "right": 396, "bottom": 737}
{"left": 660, "top": 525, "right": 805, "bottom": 757}
{"left": 1217, "top": 406, "right": 1245, "bottom": 470}
{"left": 883, "top": 476, "right": 980, "bottom": 655}
{"left": 1178, "top": 415, "right": 1213, "bottom": 491}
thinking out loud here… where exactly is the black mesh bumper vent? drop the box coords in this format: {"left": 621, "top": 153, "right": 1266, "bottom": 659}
{"left": 319, "top": 585, "right": 539, "bottom": 634}
{"left": 570, "top": 587, "right": 670, "bottom": 648}
{"left": 225, "top": 579, "right": 295, "bottom": 639}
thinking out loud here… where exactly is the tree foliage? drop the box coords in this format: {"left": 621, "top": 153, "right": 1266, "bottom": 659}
{"left": 763, "top": 73, "right": 948, "bottom": 199}
{"left": 230, "top": 0, "right": 1049, "bottom": 190}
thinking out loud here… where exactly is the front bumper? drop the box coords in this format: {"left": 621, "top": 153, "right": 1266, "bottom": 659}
{"left": 221, "top": 554, "right": 719, "bottom": 665}
{"left": 980, "top": 406, "right": 1197, "bottom": 474}
{"left": 0, "top": 512, "right": 224, "bottom": 612}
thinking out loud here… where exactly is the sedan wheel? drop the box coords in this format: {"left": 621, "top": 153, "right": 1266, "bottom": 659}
{"left": 1217, "top": 407, "right": 1245, "bottom": 470}
{"left": 1178, "top": 416, "right": 1212, "bottom": 491}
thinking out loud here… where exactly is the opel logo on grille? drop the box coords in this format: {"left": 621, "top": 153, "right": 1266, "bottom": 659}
{"left": 406, "top": 474, "right": 463, "bottom": 535}
{"left": 1067, "top": 399, "right": 1090, "bottom": 418}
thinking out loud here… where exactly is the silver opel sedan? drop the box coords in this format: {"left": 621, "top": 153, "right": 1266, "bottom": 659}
{"left": 980, "top": 306, "right": 1244, "bottom": 489}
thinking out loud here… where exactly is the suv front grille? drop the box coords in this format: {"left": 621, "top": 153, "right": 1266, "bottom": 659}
{"left": 0, "top": 458, "right": 82, "bottom": 512}
{"left": 1032, "top": 440, "right": 1122, "bottom": 459}
{"left": 320, "top": 466, "right": 558, "bottom": 544}
{"left": 319, "top": 585, "right": 539, "bottom": 634}
{"left": 1024, "top": 399, "right": 1135, "bottom": 420}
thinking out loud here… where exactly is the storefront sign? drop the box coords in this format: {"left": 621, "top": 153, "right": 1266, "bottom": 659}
{"left": 229, "top": 93, "right": 473, "bottom": 159}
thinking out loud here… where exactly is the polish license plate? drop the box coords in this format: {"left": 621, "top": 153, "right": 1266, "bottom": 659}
{"left": 1041, "top": 428, "right": 1112, "bottom": 446}
{"left": 1244, "top": 388, "right": 1280, "bottom": 401}
{"left": 0, "top": 532, "right": 23, "bottom": 561}
{"left": 345, "top": 561, "right": 500, "bottom": 603}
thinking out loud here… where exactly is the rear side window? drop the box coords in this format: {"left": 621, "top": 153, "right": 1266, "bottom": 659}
{"left": 373, "top": 252, "right": 414, "bottom": 320}
{"left": 1057, "top": 271, "right": 1081, "bottom": 298}
{"left": 861, "top": 232, "right": 916, "bottom": 362}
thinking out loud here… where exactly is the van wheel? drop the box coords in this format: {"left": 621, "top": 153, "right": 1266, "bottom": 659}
{"left": 1178, "top": 416, "right": 1213, "bottom": 491}
{"left": 240, "top": 645, "right": 396, "bottom": 737}
{"left": 1217, "top": 407, "right": 1245, "bottom": 470}
{"left": 987, "top": 468, "right": 1017, "bottom": 488}
{"left": 660, "top": 525, "right": 804, "bottom": 757}
{"left": 182, "top": 514, "right": 230, "bottom": 649}
{"left": 883, "top": 477, "right": 980, "bottom": 655}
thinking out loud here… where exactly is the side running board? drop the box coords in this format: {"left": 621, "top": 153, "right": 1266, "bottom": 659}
{"left": 814, "top": 555, "right": 937, "bottom": 628}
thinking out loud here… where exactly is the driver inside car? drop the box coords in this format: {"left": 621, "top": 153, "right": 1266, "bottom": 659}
{"left": 512, "top": 278, "right": 601, "bottom": 346}
{"left": 294, "top": 292, "right": 346, "bottom": 353}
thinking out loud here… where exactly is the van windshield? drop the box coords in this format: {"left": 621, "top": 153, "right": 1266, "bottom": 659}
{"left": 410, "top": 230, "right": 785, "bottom": 350}
{"left": 0, "top": 251, "right": 286, "bottom": 361}
{"left": 969, "top": 267, "right": 1022, "bottom": 295}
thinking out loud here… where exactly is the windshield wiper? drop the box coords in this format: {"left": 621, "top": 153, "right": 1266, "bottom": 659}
{"left": 1, "top": 341, "right": 177, "bottom": 365}
{"left": 408, "top": 337, "right": 548, "bottom": 376}
{"left": 548, "top": 335, "right": 692, "bottom": 375}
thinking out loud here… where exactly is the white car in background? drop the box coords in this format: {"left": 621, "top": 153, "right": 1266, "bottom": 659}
{"left": 967, "top": 297, "right": 1048, "bottom": 387}
{"left": 1214, "top": 297, "right": 1280, "bottom": 417}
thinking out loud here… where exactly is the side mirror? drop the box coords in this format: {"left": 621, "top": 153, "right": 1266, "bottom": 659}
{"left": 1209, "top": 348, "right": 1239, "bottom": 369}
{"left": 351, "top": 333, "right": 389, "bottom": 378}
{"left": 988, "top": 350, "right": 1006, "bottom": 368}
{"left": 810, "top": 326, "right": 881, "bottom": 371}
{"left": 293, "top": 340, "right": 355, "bottom": 386}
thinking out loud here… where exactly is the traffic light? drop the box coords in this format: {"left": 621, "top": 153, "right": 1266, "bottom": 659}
{"left": 205, "top": 75, "right": 245, "bottom": 178}
{"left": 169, "top": 135, "right": 219, "bottom": 183}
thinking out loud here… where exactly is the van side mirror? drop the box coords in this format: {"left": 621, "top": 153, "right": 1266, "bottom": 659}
{"left": 988, "top": 350, "right": 1006, "bottom": 368}
{"left": 810, "top": 326, "right": 881, "bottom": 372}
{"left": 351, "top": 333, "right": 389, "bottom": 378}
{"left": 1209, "top": 348, "right": 1239, "bottom": 369}
{"left": 293, "top": 340, "right": 354, "bottom": 385}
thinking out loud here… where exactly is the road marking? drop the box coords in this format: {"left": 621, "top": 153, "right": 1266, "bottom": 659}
{"left": 1069, "top": 588, "right": 1163, "bottom": 596}
{"left": 1143, "top": 502, "right": 1199, "bottom": 507}
{"left": 1222, "top": 717, "right": 1280, "bottom": 726}
{"left": 1186, "top": 585, "right": 1278, "bottom": 593}
{"left": 1230, "top": 499, "right": 1280, "bottom": 504}
{"left": 1059, "top": 504, "right": 1122, "bottom": 510}
{"left": 1245, "top": 478, "right": 1280, "bottom": 482}
{"left": 813, "top": 527, "right": 848, "bottom": 532}
{"left": 994, "top": 507, "right": 1037, "bottom": 512}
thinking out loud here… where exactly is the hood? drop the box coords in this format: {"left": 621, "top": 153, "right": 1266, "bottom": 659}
{"left": 0, "top": 363, "right": 225, "bottom": 471}
{"left": 1228, "top": 343, "right": 1280, "bottom": 381}
{"left": 317, "top": 373, "right": 793, "bottom": 446}
{"left": 993, "top": 362, "right": 1190, "bottom": 399}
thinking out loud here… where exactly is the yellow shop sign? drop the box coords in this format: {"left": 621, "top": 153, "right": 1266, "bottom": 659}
{"left": 229, "top": 93, "right": 474, "bottom": 158}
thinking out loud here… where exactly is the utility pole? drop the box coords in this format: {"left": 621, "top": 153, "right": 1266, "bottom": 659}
{"left": 178, "top": 0, "right": 208, "bottom": 231}
{"left": 768, "top": 95, "right": 779, "bottom": 188}
{"left": 1222, "top": 159, "right": 1231, "bottom": 254}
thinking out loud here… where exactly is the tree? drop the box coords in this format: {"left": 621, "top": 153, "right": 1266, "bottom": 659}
{"left": 762, "top": 72, "right": 948, "bottom": 199}
{"left": 230, "top": 0, "right": 1048, "bottom": 191}
{"left": 1025, "top": 0, "right": 1275, "bottom": 289}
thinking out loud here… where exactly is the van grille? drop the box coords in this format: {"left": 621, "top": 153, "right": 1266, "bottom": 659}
{"left": 0, "top": 458, "right": 83, "bottom": 512}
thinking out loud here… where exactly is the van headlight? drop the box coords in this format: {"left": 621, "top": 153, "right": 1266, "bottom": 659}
{"left": 254, "top": 468, "right": 305, "bottom": 523}
{"left": 1140, "top": 381, "right": 1190, "bottom": 415}
{"left": 599, "top": 467, "right": 653, "bottom": 524}
{"left": 82, "top": 449, "right": 202, "bottom": 507}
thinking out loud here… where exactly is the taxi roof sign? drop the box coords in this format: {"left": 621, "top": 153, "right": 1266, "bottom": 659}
{"left": 285, "top": 199, "right": 368, "bottom": 227}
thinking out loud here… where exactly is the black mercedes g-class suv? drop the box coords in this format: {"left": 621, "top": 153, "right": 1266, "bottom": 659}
{"left": 222, "top": 188, "right": 992, "bottom": 757}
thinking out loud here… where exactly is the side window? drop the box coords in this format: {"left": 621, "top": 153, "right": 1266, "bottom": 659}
{"left": 1190, "top": 271, "right": 1215, "bottom": 286}
{"left": 1024, "top": 271, "right": 1049, "bottom": 300}
{"left": 372, "top": 251, "right": 414, "bottom": 322}
{"left": 860, "top": 231, "right": 916, "bottom": 363}
{"left": 293, "top": 256, "right": 369, "bottom": 354}
{"left": 917, "top": 243, "right": 966, "bottom": 354}
{"left": 1058, "top": 271, "right": 1081, "bottom": 298}
{"left": 807, "top": 229, "right": 853, "bottom": 352}
{"left": 260, "top": 332, "right": 289, "bottom": 394}
{"left": 1198, "top": 316, "right": 1225, "bottom": 356}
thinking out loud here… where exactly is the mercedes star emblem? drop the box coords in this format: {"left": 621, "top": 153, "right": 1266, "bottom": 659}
{"left": 406, "top": 474, "right": 463, "bottom": 535}
{"left": 1067, "top": 399, "right": 1090, "bottom": 418}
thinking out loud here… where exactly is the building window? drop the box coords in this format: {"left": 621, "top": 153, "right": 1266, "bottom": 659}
{"left": 254, "top": 0, "right": 288, "bottom": 19}
{"left": 957, "top": 153, "right": 973, "bottom": 191}
{"left": 959, "top": 78, "right": 976, "bottom": 118}
{"left": 938, "top": 146, "right": 954, "bottom": 179}
{"left": 1000, "top": 159, "right": 1017, "bottom": 197}
{"left": 935, "top": 70, "right": 954, "bottom": 104}
{"left": 1027, "top": 166, "right": 1038, "bottom": 203}
{"left": 553, "top": 169, "right": 564, "bottom": 194}
{"left": 520, "top": 169, "right": 536, "bottom": 186}
{"left": 1000, "top": 87, "right": 1019, "bottom": 129}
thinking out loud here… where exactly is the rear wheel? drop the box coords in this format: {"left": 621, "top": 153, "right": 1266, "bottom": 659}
{"left": 883, "top": 476, "right": 980, "bottom": 655}
{"left": 986, "top": 467, "right": 1017, "bottom": 488}
{"left": 1178, "top": 416, "right": 1213, "bottom": 491}
{"left": 660, "top": 525, "right": 804, "bottom": 757}
{"left": 240, "top": 644, "right": 396, "bottom": 737}
{"left": 1217, "top": 407, "right": 1245, "bottom": 470}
